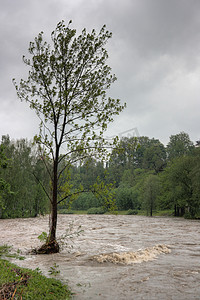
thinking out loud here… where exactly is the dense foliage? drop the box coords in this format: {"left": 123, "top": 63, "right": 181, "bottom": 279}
{"left": 0, "top": 132, "right": 199, "bottom": 219}
{"left": 0, "top": 135, "right": 49, "bottom": 218}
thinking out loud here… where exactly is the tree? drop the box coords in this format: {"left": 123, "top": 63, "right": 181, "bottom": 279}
{"left": 132, "top": 136, "right": 164, "bottom": 170}
{"left": 0, "top": 136, "right": 49, "bottom": 218}
{"left": 78, "top": 157, "right": 105, "bottom": 189}
{"left": 160, "top": 155, "right": 193, "bottom": 217}
{"left": 13, "top": 21, "right": 125, "bottom": 252}
{"left": 166, "top": 132, "right": 194, "bottom": 161}
{"left": 142, "top": 174, "right": 160, "bottom": 216}
{"left": 142, "top": 141, "right": 166, "bottom": 173}
{"left": 189, "top": 147, "right": 200, "bottom": 217}
{"left": 0, "top": 144, "right": 11, "bottom": 216}
{"left": 107, "top": 137, "right": 138, "bottom": 186}
{"left": 115, "top": 185, "right": 140, "bottom": 210}
{"left": 120, "top": 169, "right": 135, "bottom": 187}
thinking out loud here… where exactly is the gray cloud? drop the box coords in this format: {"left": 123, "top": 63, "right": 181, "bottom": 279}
{"left": 0, "top": 0, "right": 200, "bottom": 144}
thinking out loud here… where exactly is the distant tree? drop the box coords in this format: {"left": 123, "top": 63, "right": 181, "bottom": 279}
{"left": 71, "top": 192, "right": 99, "bottom": 210}
{"left": 166, "top": 132, "right": 194, "bottom": 161}
{"left": 79, "top": 158, "right": 105, "bottom": 189}
{"left": 189, "top": 147, "right": 200, "bottom": 217}
{"left": 115, "top": 185, "right": 140, "bottom": 210}
{"left": 120, "top": 169, "right": 134, "bottom": 187}
{"left": 0, "top": 144, "right": 11, "bottom": 216}
{"left": 107, "top": 137, "right": 138, "bottom": 186}
{"left": 142, "top": 174, "right": 160, "bottom": 216}
{"left": 0, "top": 136, "right": 48, "bottom": 218}
{"left": 133, "top": 136, "right": 152, "bottom": 169}
{"left": 143, "top": 142, "right": 166, "bottom": 173}
{"left": 13, "top": 21, "right": 125, "bottom": 252}
{"left": 160, "top": 155, "right": 194, "bottom": 217}
{"left": 133, "top": 137, "right": 164, "bottom": 170}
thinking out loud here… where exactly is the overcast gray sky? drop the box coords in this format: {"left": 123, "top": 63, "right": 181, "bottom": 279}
{"left": 0, "top": 0, "right": 200, "bottom": 145}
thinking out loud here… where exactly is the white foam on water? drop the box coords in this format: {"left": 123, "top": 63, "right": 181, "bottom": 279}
{"left": 91, "top": 244, "right": 171, "bottom": 265}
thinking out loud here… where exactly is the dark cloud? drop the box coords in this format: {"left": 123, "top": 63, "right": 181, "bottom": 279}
{"left": 0, "top": 0, "right": 200, "bottom": 144}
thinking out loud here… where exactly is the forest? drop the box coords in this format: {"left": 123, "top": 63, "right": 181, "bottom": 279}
{"left": 0, "top": 131, "right": 200, "bottom": 219}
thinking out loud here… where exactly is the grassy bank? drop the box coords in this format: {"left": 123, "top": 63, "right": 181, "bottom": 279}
{"left": 0, "top": 257, "right": 72, "bottom": 299}
{"left": 58, "top": 208, "right": 174, "bottom": 216}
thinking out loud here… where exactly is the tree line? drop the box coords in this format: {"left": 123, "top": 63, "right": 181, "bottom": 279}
{"left": 68, "top": 131, "right": 200, "bottom": 218}
{"left": 0, "top": 131, "right": 199, "bottom": 219}
{"left": 0, "top": 135, "right": 49, "bottom": 218}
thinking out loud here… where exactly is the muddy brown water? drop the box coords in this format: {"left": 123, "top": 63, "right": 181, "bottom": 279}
{"left": 0, "top": 215, "right": 200, "bottom": 299}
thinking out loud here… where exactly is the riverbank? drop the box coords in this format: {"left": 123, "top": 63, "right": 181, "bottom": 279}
{"left": 0, "top": 250, "right": 72, "bottom": 299}
{"left": 58, "top": 209, "right": 200, "bottom": 219}
{"left": 58, "top": 208, "right": 174, "bottom": 216}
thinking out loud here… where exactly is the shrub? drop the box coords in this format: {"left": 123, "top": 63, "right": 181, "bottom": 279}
{"left": 87, "top": 206, "right": 106, "bottom": 214}
{"left": 71, "top": 192, "right": 100, "bottom": 210}
{"left": 58, "top": 209, "right": 74, "bottom": 214}
{"left": 184, "top": 211, "right": 193, "bottom": 219}
{"left": 115, "top": 186, "right": 140, "bottom": 210}
{"left": 125, "top": 209, "right": 138, "bottom": 215}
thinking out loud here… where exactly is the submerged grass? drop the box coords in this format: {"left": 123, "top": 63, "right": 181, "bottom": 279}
{"left": 0, "top": 258, "right": 72, "bottom": 299}
{"left": 0, "top": 244, "right": 25, "bottom": 261}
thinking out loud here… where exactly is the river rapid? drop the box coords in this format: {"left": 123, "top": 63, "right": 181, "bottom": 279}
{"left": 0, "top": 214, "right": 200, "bottom": 299}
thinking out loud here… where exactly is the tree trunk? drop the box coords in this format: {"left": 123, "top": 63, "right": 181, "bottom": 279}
{"left": 150, "top": 206, "right": 153, "bottom": 217}
{"left": 177, "top": 206, "right": 180, "bottom": 216}
{"left": 180, "top": 207, "right": 185, "bottom": 217}
{"left": 37, "top": 155, "right": 60, "bottom": 254}
{"left": 36, "top": 157, "right": 60, "bottom": 254}
{"left": 174, "top": 204, "right": 177, "bottom": 216}
{"left": 49, "top": 158, "right": 58, "bottom": 242}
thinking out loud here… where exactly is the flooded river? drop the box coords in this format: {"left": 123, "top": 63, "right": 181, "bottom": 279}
{"left": 0, "top": 214, "right": 200, "bottom": 299}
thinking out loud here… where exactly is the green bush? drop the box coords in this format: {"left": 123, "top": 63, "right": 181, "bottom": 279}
{"left": 184, "top": 211, "right": 193, "bottom": 219}
{"left": 58, "top": 209, "right": 74, "bottom": 214}
{"left": 125, "top": 209, "right": 138, "bottom": 215}
{"left": 87, "top": 206, "right": 106, "bottom": 214}
{"left": 71, "top": 192, "right": 100, "bottom": 210}
{"left": 115, "top": 186, "right": 140, "bottom": 210}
